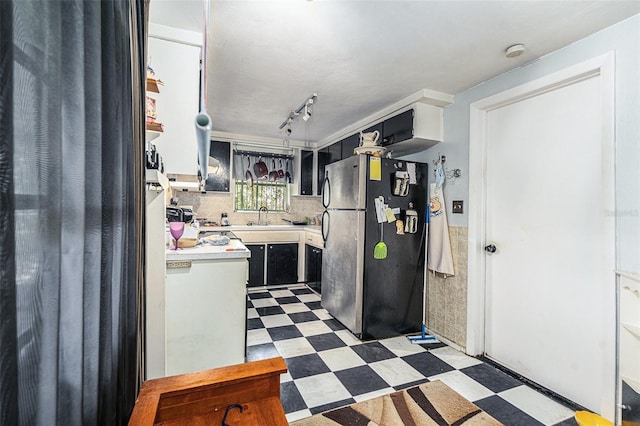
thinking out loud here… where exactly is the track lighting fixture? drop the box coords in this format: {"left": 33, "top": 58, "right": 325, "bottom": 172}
{"left": 279, "top": 93, "right": 318, "bottom": 130}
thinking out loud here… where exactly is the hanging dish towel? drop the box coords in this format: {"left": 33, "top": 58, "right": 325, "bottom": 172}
{"left": 427, "top": 182, "right": 455, "bottom": 276}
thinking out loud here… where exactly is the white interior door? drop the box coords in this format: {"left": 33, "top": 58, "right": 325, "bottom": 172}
{"left": 484, "top": 74, "right": 615, "bottom": 412}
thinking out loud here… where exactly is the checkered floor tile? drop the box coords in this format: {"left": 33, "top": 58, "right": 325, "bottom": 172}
{"left": 247, "top": 285, "right": 578, "bottom": 425}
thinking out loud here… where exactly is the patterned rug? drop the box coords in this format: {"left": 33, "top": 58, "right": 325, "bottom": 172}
{"left": 289, "top": 380, "right": 503, "bottom": 425}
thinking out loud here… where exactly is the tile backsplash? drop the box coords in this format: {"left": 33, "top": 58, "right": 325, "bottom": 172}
{"left": 427, "top": 226, "right": 468, "bottom": 350}
{"left": 172, "top": 192, "right": 324, "bottom": 226}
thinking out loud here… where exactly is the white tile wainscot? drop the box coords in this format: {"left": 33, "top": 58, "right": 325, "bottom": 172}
{"left": 162, "top": 240, "right": 250, "bottom": 377}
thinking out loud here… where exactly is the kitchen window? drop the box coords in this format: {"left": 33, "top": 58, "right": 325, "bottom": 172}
{"left": 234, "top": 179, "right": 288, "bottom": 212}
{"left": 232, "top": 150, "right": 294, "bottom": 212}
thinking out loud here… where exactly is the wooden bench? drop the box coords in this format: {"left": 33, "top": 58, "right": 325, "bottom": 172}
{"left": 129, "top": 357, "right": 288, "bottom": 425}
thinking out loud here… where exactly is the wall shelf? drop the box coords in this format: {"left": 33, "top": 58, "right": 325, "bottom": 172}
{"left": 146, "top": 78, "right": 163, "bottom": 93}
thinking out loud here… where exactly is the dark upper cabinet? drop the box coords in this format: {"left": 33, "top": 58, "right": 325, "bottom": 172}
{"left": 317, "top": 149, "right": 330, "bottom": 196}
{"left": 382, "top": 109, "right": 414, "bottom": 147}
{"left": 267, "top": 243, "right": 298, "bottom": 285}
{"left": 204, "top": 140, "right": 230, "bottom": 192}
{"left": 300, "top": 150, "right": 314, "bottom": 195}
{"left": 362, "top": 122, "right": 383, "bottom": 140}
{"left": 328, "top": 141, "right": 342, "bottom": 164}
{"left": 247, "top": 244, "right": 265, "bottom": 287}
{"left": 341, "top": 134, "right": 359, "bottom": 160}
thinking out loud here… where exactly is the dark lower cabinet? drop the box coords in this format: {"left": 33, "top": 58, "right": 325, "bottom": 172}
{"left": 300, "top": 150, "right": 314, "bottom": 195}
{"left": 247, "top": 244, "right": 265, "bottom": 287}
{"left": 267, "top": 243, "right": 298, "bottom": 285}
{"left": 305, "top": 244, "right": 322, "bottom": 293}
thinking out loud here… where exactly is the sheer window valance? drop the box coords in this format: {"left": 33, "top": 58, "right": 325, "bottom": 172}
{"left": 233, "top": 150, "right": 294, "bottom": 183}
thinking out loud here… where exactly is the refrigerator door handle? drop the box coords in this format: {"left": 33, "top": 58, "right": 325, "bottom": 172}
{"left": 321, "top": 210, "right": 330, "bottom": 242}
{"left": 321, "top": 173, "right": 330, "bottom": 208}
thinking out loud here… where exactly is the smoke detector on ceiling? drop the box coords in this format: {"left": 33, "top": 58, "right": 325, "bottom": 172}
{"left": 505, "top": 44, "right": 526, "bottom": 58}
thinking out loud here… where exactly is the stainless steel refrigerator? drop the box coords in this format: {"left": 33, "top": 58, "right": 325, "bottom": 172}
{"left": 320, "top": 155, "right": 428, "bottom": 340}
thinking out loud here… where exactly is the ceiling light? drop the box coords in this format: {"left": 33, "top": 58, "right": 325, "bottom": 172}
{"left": 505, "top": 44, "right": 526, "bottom": 58}
{"left": 279, "top": 93, "right": 318, "bottom": 129}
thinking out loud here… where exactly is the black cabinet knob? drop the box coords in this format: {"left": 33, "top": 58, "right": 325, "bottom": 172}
{"left": 484, "top": 244, "right": 497, "bottom": 253}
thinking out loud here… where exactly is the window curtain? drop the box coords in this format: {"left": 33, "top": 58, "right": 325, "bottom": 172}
{"left": 0, "top": 0, "right": 147, "bottom": 424}
{"left": 232, "top": 150, "right": 295, "bottom": 183}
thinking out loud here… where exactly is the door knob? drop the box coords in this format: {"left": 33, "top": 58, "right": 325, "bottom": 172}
{"left": 484, "top": 244, "right": 497, "bottom": 253}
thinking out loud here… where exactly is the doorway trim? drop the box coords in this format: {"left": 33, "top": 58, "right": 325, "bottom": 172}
{"left": 466, "top": 52, "right": 615, "bottom": 355}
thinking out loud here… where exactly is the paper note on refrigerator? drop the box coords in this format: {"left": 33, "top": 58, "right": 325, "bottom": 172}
{"left": 384, "top": 207, "right": 396, "bottom": 223}
{"left": 369, "top": 157, "right": 381, "bottom": 181}
{"left": 407, "top": 162, "right": 417, "bottom": 184}
{"left": 374, "top": 196, "right": 386, "bottom": 223}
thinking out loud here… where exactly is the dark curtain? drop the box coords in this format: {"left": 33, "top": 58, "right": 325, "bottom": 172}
{"left": 0, "top": 0, "right": 147, "bottom": 424}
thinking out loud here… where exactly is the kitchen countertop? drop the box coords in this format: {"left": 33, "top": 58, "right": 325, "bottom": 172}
{"left": 166, "top": 238, "right": 250, "bottom": 261}
{"left": 201, "top": 224, "right": 322, "bottom": 233}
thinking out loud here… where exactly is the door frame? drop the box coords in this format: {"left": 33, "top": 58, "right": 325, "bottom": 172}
{"left": 466, "top": 52, "right": 616, "bottom": 411}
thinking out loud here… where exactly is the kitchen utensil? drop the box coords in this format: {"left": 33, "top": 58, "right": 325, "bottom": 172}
{"left": 373, "top": 223, "right": 387, "bottom": 259}
{"left": 245, "top": 155, "right": 254, "bottom": 187}
{"left": 281, "top": 218, "right": 308, "bottom": 225}
{"left": 268, "top": 159, "right": 279, "bottom": 181}
{"left": 166, "top": 207, "right": 183, "bottom": 222}
{"left": 253, "top": 156, "right": 268, "bottom": 179}
{"left": 285, "top": 159, "right": 291, "bottom": 183}
{"left": 404, "top": 202, "right": 418, "bottom": 234}
{"left": 169, "top": 222, "right": 185, "bottom": 250}
{"left": 278, "top": 159, "right": 285, "bottom": 178}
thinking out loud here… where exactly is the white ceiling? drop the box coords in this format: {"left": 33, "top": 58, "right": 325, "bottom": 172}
{"left": 149, "top": 0, "right": 640, "bottom": 145}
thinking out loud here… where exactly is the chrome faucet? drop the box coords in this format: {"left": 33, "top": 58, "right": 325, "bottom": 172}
{"left": 258, "top": 206, "right": 268, "bottom": 225}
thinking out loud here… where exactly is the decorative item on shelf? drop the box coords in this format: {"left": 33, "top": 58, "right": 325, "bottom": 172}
{"left": 146, "top": 66, "right": 164, "bottom": 93}
{"left": 354, "top": 130, "right": 386, "bottom": 156}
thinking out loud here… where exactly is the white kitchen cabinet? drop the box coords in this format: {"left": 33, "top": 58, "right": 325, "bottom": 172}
{"left": 148, "top": 36, "right": 201, "bottom": 176}
{"left": 144, "top": 170, "right": 168, "bottom": 379}
{"left": 164, "top": 244, "right": 249, "bottom": 376}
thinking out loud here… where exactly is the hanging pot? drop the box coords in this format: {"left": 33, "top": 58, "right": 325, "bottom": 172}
{"left": 253, "top": 156, "right": 268, "bottom": 179}
{"left": 278, "top": 159, "right": 285, "bottom": 179}
{"left": 268, "top": 159, "right": 279, "bottom": 181}
{"left": 285, "top": 159, "right": 291, "bottom": 183}
{"left": 245, "top": 155, "right": 254, "bottom": 187}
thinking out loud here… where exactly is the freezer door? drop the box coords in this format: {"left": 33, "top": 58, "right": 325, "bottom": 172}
{"left": 321, "top": 209, "right": 365, "bottom": 335}
{"left": 323, "top": 155, "right": 366, "bottom": 210}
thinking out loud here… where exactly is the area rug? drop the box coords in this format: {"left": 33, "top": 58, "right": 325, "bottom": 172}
{"left": 290, "top": 380, "right": 502, "bottom": 425}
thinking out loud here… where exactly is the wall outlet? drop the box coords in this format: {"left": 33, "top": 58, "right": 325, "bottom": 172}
{"left": 452, "top": 200, "right": 464, "bottom": 214}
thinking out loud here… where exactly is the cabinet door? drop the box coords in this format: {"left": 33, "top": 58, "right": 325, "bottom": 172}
{"left": 267, "top": 243, "right": 298, "bottom": 285}
{"left": 328, "top": 141, "right": 342, "bottom": 164}
{"left": 247, "top": 244, "right": 265, "bottom": 287}
{"left": 382, "top": 109, "right": 414, "bottom": 147}
{"left": 317, "top": 149, "right": 330, "bottom": 196}
{"left": 305, "top": 244, "right": 322, "bottom": 293}
{"left": 341, "top": 134, "right": 359, "bottom": 160}
{"left": 300, "top": 150, "right": 314, "bottom": 195}
{"left": 204, "top": 140, "right": 230, "bottom": 192}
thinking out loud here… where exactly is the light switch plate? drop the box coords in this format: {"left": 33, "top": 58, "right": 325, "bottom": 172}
{"left": 452, "top": 200, "right": 463, "bottom": 214}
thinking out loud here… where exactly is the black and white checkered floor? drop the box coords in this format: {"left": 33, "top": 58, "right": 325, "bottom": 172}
{"left": 247, "top": 284, "right": 578, "bottom": 425}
